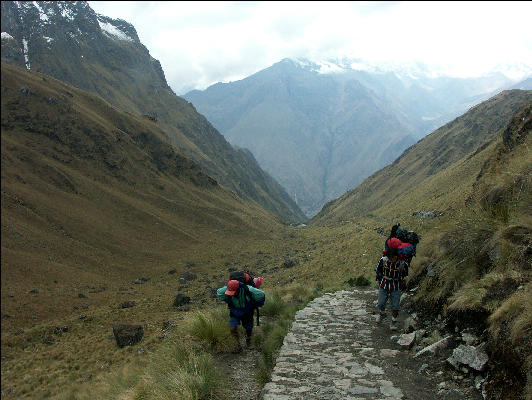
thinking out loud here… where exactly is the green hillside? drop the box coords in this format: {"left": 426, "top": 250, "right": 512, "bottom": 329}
{"left": 311, "top": 90, "right": 532, "bottom": 399}
{"left": 0, "top": 1, "right": 306, "bottom": 223}
{"left": 313, "top": 90, "right": 532, "bottom": 223}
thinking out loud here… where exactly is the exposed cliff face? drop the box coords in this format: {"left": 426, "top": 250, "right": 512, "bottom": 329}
{"left": 1, "top": 1, "right": 306, "bottom": 223}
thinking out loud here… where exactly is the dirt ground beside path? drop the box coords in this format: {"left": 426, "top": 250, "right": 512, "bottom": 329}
{"left": 215, "top": 343, "right": 263, "bottom": 400}
{"left": 367, "top": 290, "right": 483, "bottom": 400}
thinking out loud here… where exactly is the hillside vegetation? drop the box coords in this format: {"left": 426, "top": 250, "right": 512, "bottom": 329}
{"left": 313, "top": 89, "right": 532, "bottom": 223}
{"left": 2, "top": 63, "right": 530, "bottom": 399}
{"left": 1, "top": 0, "right": 306, "bottom": 223}
{"left": 0, "top": 63, "right": 311, "bottom": 399}
{"left": 312, "top": 90, "right": 532, "bottom": 399}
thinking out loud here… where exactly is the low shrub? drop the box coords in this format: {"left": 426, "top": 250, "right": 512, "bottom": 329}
{"left": 346, "top": 275, "right": 371, "bottom": 287}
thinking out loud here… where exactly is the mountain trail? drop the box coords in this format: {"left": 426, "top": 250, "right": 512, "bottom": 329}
{"left": 226, "top": 288, "right": 483, "bottom": 400}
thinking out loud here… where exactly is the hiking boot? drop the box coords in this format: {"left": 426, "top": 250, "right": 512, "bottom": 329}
{"left": 232, "top": 344, "right": 243, "bottom": 354}
{"left": 377, "top": 313, "right": 386, "bottom": 323}
{"left": 390, "top": 318, "right": 398, "bottom": 331}
{"left": 246, "top": 337, "right": 253, "bottom": 349}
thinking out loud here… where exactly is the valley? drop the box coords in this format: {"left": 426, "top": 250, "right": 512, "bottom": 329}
{"left": 1, "top": 2, "right": 531, "bottom": 399}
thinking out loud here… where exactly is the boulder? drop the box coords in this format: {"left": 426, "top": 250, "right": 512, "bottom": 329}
{"left": 179, "top": 271, "right": 197, "bottom": 282}
{"left": 54, "top": 325, "right": 69, "bottom": 335}
{"left": 447, "top": 344, "right": 489, "bottom": 372}
{"left": 120, "top": 301, "right": 136, "bottom": 309}
{"left": 173, "top": 293, "right": 191, "bottom": 307}
{"left": 113, "top": 324, "right": 144, "bottom": 348}
{"left": 397, "top": 332, "right": 416, "bottom": 349}
{"left": 461, "top": 332, "right": 480, "bottom": 346}
{"left": 403, "top": 316, "right": 418, "bottom": 332}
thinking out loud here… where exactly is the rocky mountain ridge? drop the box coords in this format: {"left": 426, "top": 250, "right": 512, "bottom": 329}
{"left": 184, "top": 58, "right": 527, "bottom": 216}
{"left": 0, "top": 0, "right": 306, "bottom": 223}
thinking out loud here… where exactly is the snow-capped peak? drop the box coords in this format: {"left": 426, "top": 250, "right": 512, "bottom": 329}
{"left": 97, "top": 16, "right": 134, "bottom": 42}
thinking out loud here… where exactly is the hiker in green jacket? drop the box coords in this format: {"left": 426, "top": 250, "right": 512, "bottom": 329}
{"left": 217, "top": 279, "right": 265, "bottom": 353}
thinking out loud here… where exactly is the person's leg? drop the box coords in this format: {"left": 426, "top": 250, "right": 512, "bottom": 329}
{"left": 389, "top": 290, "right": 401, "bottom": 330}
{"left": 229, "top": 316, "right": 242, "bottom": 353}
{"left": 242, "top": 312, "right": 254, "bottom": 348}
{"left": 376, "top": 288, "right": 389, "bottom": 322}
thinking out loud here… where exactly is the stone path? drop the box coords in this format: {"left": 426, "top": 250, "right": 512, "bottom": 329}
{"left": 262, "top": 288, "right": 475, "bottom": 400}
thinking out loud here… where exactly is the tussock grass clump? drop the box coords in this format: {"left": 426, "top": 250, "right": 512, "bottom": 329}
{"left": 133, "top": 339, "right": 226, "bottom": 400}
{"left": 255, "top": 319, "right": 292, "bottom": 384}
{"left": 346, "top": 275, "right": 371, "bottom": 287}
{"left": 489, "top": 284, "right": 532, "bottom": 344}
{"left": 261, "top": 291, "right": 286, "bottom": 318}
{"left": 183, "top": 307, "right": 232, "bottom": 352}
{"left": 286, "top": 283, "right": 317, "bottom": 304}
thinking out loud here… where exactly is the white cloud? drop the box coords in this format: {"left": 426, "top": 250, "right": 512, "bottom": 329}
{"left": 88, "top": 1, "right": 532, "bottom": 94}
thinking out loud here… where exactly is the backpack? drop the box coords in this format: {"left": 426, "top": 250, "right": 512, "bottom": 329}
{"left": 384, "top": 224, "right": 420, "bottom": 260}
{"left": 229, "top": 271, "right": 255, "bottom": 286}
{"left": 395, "top": 227, "right": 420, "bottom": 246}
{"left": 229, "top": 270, "right": 263, "bottom": 289}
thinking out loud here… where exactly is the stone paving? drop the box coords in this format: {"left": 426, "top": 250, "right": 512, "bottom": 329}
{"left": 262, "top": 289, "right": 406, "bottom": 400}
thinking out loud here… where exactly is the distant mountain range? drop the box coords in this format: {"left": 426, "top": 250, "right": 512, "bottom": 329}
{"left": 0, "top": 0, "right": 306, "bottom": 223}
{"left": 185, "top": 58, "right": 531, "bottom": 216}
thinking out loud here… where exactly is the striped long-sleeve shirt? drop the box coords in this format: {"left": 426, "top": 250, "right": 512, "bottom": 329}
{"left": 375, "top": 256, "right": 409, "bottom": 291}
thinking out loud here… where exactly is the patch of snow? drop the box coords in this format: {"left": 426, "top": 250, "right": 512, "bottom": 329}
{"left": 33, "top": 1, "right": 49, "bottom": 22}
{"left": 22, "top": 38, "right": 30, "bottom": 69}
{"left": 1, "top": 32, "right": 14, "bottom": 41}
{"left": 43, "top": 36, "right": 54, "bottom": 43}
{"left": 59, "top": 3, "right": 76, "bottom": 21}
{"left": 293, "top": 58, "right": 314, "bottom": 69}
{"left": 349, "top": 61, "right": 375, "bottom": 72}
{"left": 97, "top": 19, "right": 133, "bottom": 42}
{"left": 316, "top": 61, "right": 346, "bottom": 74}
{"left": 15, "top": 1, "right": 32, "bottom": 10}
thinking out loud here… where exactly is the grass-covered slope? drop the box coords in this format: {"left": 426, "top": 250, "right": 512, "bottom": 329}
{"left": 311, "top": 91, "right": 532, "bottom": 399}
{"left": 313, "top": 89, "right": 532, "bottom": 224}
{"left": 1, "top": 62, "right": 283, "bottom": 328}
{"left": 0, "top": 1, "right": 306, "bottom": 223}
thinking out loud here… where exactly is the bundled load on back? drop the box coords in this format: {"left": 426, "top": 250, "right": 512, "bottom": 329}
{"left": 225, "top": 270, "right": 265, "bottom": 326}
{"left": 228, "top": 270, "right": 263, "bottom": 289}
{"left": 383, "top": 223, "right": 420, "bottom": 262}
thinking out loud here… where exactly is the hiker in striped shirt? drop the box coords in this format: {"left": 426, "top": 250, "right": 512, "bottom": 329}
{"left": 375, "top": 247, "right": 409, "bottom": 330}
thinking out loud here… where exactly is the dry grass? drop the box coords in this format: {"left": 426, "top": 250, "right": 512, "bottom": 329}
{"left": 1, "top": 63, "right": 531, "bottom": 399}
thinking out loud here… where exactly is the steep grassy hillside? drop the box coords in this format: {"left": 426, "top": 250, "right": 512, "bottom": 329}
{"left": 0, "top": 1, "right": 306, "bottom": 223}
{"left": 1, "top": 62, "right": 285, "bottom": 326}
{"left": 311, "top": 91, "right": 532, "bottom": 399}
{"left": 0, "top": 63, "right": 313, "bottom": 399}
{"left": 313, "top": 90, "right": 532, "bottom": 224}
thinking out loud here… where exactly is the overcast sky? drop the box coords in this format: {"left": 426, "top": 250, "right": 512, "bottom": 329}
{"left": 88, "top": 1, "right": 532, "bottom": 95}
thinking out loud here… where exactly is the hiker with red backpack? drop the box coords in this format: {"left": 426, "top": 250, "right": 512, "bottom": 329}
{"left": 375, "top": 223, "right": 418, "bottom": 330}
{"left": 217, "top": 271, "right": 265, "bottom": 353}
